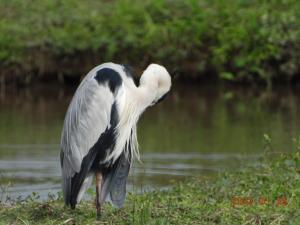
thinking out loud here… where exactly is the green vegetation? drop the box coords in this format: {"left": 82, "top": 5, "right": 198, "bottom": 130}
{"left": 0, "top": 0, "right": 300, "bottom": 84}
{"left": 1, "top": 152, "right": 299, "bottom": 224}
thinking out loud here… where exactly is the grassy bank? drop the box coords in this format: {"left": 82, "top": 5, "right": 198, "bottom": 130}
{"left": 0, "top": 0, "right": 300, "bottom": 85}
{"left": 1, "top": 152, "right": 299, "bottom": 224}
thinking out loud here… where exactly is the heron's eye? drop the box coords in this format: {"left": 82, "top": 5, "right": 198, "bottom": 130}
{"left": 157, "top": 79, "right": 162, "bottom": 88}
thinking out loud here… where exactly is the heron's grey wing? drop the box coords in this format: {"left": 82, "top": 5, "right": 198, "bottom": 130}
{"left": 100, "top": 151, "right": 131, "bottom": 208}
{"left": 60, "top": 66, "right": 123, "bottom": 207}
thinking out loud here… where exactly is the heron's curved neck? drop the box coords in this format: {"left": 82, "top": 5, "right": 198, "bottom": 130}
{"left": 135, "top": 82, "right": 156, "bottom": 109}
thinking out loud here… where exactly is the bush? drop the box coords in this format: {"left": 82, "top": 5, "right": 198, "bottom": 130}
{"left": 0, "top": 0, "right": 299, "bottom": 84}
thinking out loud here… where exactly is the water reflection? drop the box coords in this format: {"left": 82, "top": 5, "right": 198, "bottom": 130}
{"left": 0, "top": 84, "right": 299, "bottom": 199}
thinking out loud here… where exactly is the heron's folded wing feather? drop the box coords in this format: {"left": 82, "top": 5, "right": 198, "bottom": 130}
{"left": 60, "top": 63, "right": 125, "bottom": 207}
{"left": 60, "top": 75, "right": 115, "bottom": 177}
{"left": 100, "top": 152, "right": 131, "bottom": 208}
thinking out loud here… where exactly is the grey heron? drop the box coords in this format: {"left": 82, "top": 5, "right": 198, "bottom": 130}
{"left": 60, "top": 62, "right": 171, "bottom": 218}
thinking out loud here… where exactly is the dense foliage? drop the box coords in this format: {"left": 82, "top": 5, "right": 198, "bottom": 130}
{"left": 1, "top": 152, "right": 299, "bottom": 224}
{"left": 0, "top": 0, "right": 300, "bottom": 84}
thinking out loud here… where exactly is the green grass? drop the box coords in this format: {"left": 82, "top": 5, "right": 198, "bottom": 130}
{"left": 1, "top": 152, "right": 299, "bottom": 225}
{"left": 0, "top": 0, "right": 300, "bottom": 84}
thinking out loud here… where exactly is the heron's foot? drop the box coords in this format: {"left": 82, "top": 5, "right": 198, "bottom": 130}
{"left": 96, "top": 208, "right": 101, "bottom": 220}
{"left": 95, "top": 172, "right": 103, "bottom": 221}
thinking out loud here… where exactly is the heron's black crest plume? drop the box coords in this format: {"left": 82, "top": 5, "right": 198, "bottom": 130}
{"left": 170, "top": 67, "right": 180, "bottom": 80}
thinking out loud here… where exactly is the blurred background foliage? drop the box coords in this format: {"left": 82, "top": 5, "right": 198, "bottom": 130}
{"left": 0, "top": 0, "right": 299, "bottom": 85}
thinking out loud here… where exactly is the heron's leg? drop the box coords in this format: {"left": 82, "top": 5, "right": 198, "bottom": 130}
{"left": 95, "top": 172, "right": 102, "bottom": 220}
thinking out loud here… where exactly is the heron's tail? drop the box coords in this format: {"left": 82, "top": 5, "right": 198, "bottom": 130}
{"left": 100, "top": 152, "right": 131, "bottom": 208}
{"left": 62, "top": 176, "right": 71, "bottom": 206}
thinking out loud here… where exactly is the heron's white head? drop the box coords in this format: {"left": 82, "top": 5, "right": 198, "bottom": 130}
{"left": 139, "top": 64, "right": 172, "bottom": 106}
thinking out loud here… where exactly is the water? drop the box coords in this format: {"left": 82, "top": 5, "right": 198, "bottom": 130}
{"left": 0, "top": 84, "right": 299, "bottom": 200}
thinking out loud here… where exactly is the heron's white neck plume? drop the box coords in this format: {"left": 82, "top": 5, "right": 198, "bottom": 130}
{"left": 105, "top": 64, "right": 171, "bottom": 164}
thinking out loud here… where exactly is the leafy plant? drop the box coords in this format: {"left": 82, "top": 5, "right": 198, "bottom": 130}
{"left": 0, "top": 0, "right": 300, "bottom": 84}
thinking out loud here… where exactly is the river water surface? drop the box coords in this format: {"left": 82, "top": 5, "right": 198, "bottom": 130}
{"left": 0, "top": 84, "right": 299, "bottom": 201}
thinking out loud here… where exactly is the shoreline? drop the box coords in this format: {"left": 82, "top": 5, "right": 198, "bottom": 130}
{"left": 1, "top": 152, "right": 299, "bottom": 224}
{"left": 1, "top": 0, "right": 299, "bottom": 87}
